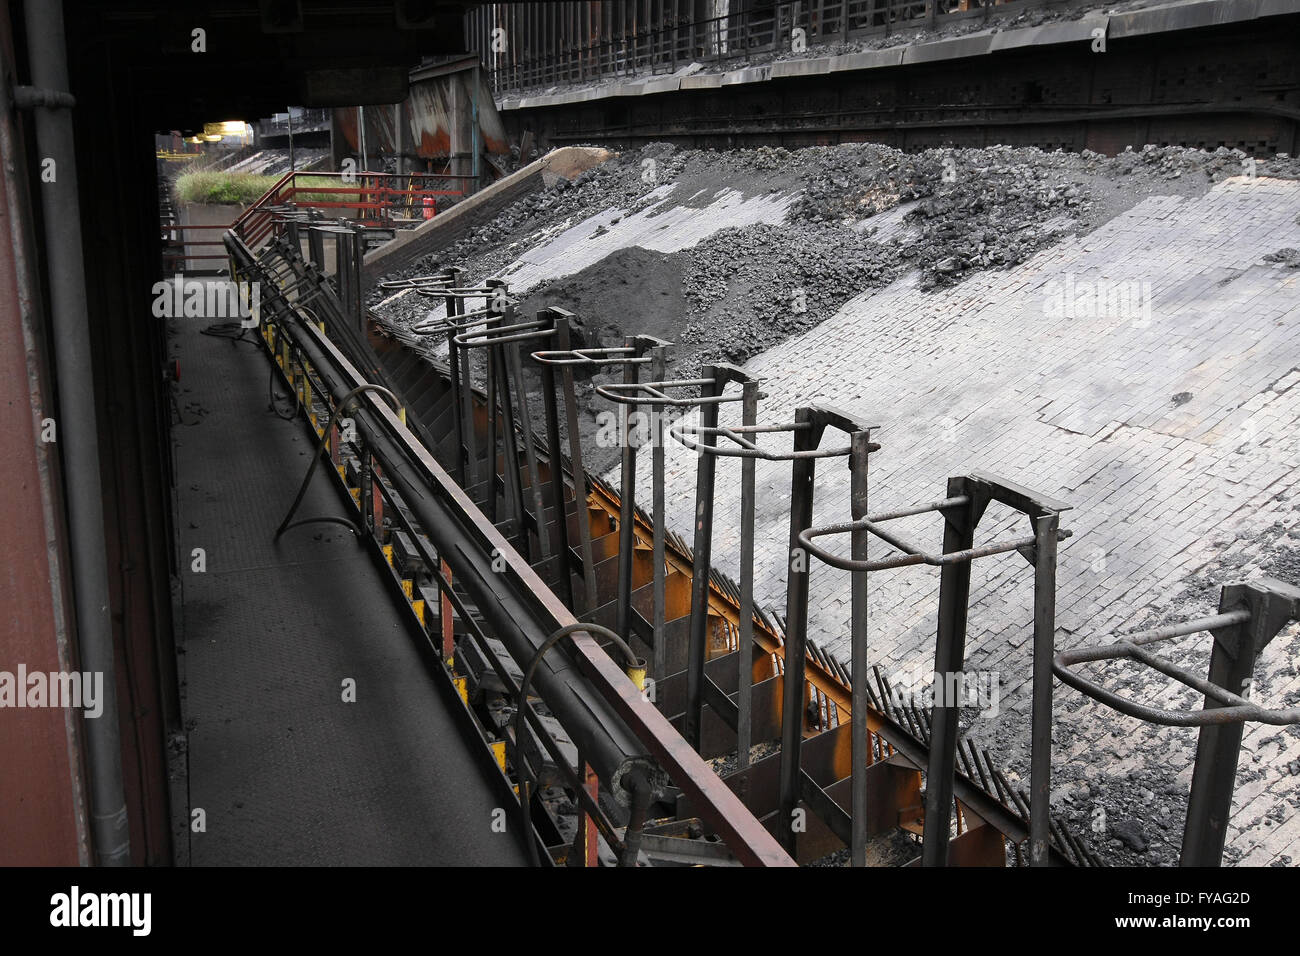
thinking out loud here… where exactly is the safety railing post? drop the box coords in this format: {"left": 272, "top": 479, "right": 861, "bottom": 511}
{"left": 615, "top": 336, "right": 642, "bottom": 647}
{"left": 777, "top": 406, "right": 821, "bottom": 855}
{"left": 736, "top": 379, "right": 759, "bottom": 769}
{"left": 1029, "top": 510, "right": 1059, "bottom": 866}
{"left": 921, "top": 477, "right": 987, "bottom": 866}
{"left": 650, "top": 345, "right": 669, "bottom": 688}
{"left": 848, "top": 428, "right": 872, "bottom": 866}
{"left": 1182, "top": 581, "right": 1300, "bottom": 865}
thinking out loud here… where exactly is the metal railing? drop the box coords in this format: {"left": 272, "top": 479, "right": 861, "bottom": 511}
{"left": 229, "top": 169, "right": 475, "bottom": 253}
{"left": 469, "top": 0, "right": 1066, "bottom": 96}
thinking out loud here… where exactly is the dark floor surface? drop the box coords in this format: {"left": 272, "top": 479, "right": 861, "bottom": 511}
{"left": 170, "top": 315, "right": 527, "bottom": 866}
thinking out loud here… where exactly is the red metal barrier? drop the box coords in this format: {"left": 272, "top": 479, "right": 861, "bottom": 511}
{"left": 229, "top": 170, "right": 474, "bottom": 253}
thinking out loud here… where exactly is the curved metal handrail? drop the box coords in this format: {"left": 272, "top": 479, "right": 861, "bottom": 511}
{"left": 670, "top": 418, "right": 875, "bottom": 460}
{"left": 530, "top": 346, "right": 651, "bottom": 367}
{"left": 1052, "top": 610, "right": 1300, "bottom": 727}
{"left": 595, "top": 377, "right": 745, "bottom": 407}
{"left": 798, "top": 496, "right": 1071, "bottom": 572}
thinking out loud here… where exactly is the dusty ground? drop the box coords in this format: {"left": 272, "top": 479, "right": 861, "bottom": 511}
{"left": 373, "top": 141, "right": 1298, "bottom": 475}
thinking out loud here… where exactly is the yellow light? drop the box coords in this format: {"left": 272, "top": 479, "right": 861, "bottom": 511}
{"left": 203, "top": 121, "right": 248, "bottom": 137}
{"left": 200, "top": 134, "right": 223, "bottom": 142}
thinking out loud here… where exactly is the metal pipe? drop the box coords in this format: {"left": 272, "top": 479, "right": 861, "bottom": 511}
{"left": 684, "top": 372, "right": 722, "bottom": 749}
{"left": 1028, "top": 511, "right": 1059, "bottom": 866}
{"left": 736, "top": 381, "right": 758, "bottom": 768}
{"left": 445, "top": 292, "right": 467, "bottom": 485}
{"left": 507, "top": 338, "right": 549, "bottom": 560}
{"left": 514, "top": 621, "right": 641, "bottom": 867}
{"left": 777, "top": 407, "right": 822, "bottom": 856}
{"left": 616, "top": 336, "right": 640, "bottom": 646}
{"left": 650, "top": 346, "right": 668, "bottom": 686}
{"left": 848, "top": 429, "right": 871, "bottom": 867}
{"left": 22, "top": 0, "right": 130, "bottom": 866}
{"left": 921, "top": 476, "right": 980, "bottom": 866}
{"left": 552, "top": 312, "right": 599, "bottom": 612}
{"left": 618, "top": 773, "right": 654, "bottom": 867}
{"left": 537, "top": 320, "right": 573, "bottom": 607}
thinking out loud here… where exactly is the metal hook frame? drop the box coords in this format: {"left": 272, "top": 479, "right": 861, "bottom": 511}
{"left": 1053, "top": 577, "right": 1300, "bottom": 866}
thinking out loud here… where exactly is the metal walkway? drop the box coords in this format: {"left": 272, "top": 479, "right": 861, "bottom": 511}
{"left": 170, "top": 316, "right": 527, "bottom": 866}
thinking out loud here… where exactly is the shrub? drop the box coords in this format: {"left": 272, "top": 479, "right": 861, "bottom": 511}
{"left": 174, "top": 171, "right": 279, "bottom": 205}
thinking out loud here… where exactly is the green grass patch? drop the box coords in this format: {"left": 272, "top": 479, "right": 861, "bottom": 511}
{"left": 174, "top": 171, "right": 279, "bottom": 205}
{"left": 174, "top": 170, "right": 374, "bottom": 208}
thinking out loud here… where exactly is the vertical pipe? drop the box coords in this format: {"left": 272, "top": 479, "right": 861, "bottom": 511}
{"left": 357, "top": 105, "right": 368, "bottom": 169}
{"left": 650, "top": 345, "right": 668, "bottom": 689}
{"left": 777, "top": 407, "right": 821, "bottom": 856}
{"left": 1029, "top": 511, "right": 1059, "bottom": 866}
{"left": 508, "top": 340, "right": 549, "bottom": 560}
{"left": 848, "top": 429, "right": 871, "bottom": 867}
{"left": 494, "top": 342, "right": 528, "bottom": 554}
{"left": 470, "top": 69, "right": 481, "bottom": 193}
{"left": 350, "top": 227, "right": 364, "bottom": 332}
{"left": 22, "top": 0, "right": 130, "bottom": 866}
{"left": 444, "top": 285, "right": 466, "bottom": 486}
{"left": 736, "top": 381, "right": 759, "bottom": 769}
{"left": 555, "top": 315, "right": 598, "bottom": 612}
{"left": 393, "top": 101, "right": 404, "bottom": 179}
{"left": 684, "top": 370, "right": 721, "bottom": 750}
{"left": 921, "top": 476, "right": 979, "bottom": 866}
{"left": 615, "top": 338, "right": 640, "bottom": 646}
{"left": 485, "top": 337, "right": 499, "bottom": 521}
{"left": 538, "top": 333, "right": 573, "bottom": 607}
{"left": 454, "top": 295, "right": 478, "bottom": 488}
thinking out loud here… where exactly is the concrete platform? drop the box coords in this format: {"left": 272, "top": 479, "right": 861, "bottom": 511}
{"left": 169, "top": 315, "right": 527, "bottom": 866}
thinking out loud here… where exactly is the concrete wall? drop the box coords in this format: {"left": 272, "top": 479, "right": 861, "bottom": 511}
{"left": 176, "top": 201, "right": 243, "bottom": 273}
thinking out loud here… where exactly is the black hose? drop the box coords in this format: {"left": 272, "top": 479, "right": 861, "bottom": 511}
{"left": 201, "top": 321, "right": 258, "bottom": 345}
{"left": 268, "top": 360, "right": 300, "bottom": 421}
{"left": 273, "top": 383, "right": 399, "bottom": 540}
{"left": 514, "top": 621, "right": 641, "bottom": 867}
{"left": 618, "top": 774, "right": 654, "bottom": 868}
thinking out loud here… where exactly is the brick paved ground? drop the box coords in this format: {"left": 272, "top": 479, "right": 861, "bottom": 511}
{"left": 434, "top": 171, "right": 1300, "bottom": 863}
{"left": 626, "top": 176, "right": 1300, "bottom": 864}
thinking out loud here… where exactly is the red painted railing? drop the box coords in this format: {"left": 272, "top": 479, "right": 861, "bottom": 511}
{"left": 229, "top": 169, "right": 474, "bottom": 252}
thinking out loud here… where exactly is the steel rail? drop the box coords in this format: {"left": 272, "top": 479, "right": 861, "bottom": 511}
{"left": 255, "top": 282, "right": 795, "bottom": 865}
